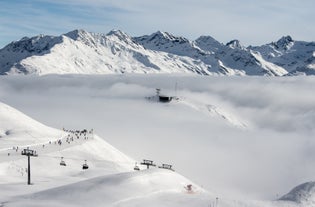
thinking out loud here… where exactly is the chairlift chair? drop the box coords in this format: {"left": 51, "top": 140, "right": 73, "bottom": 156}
{"left": 60, "top": 157, "right": 66, "bottom": 166}
{"left": 82, "top": 160, "right": 89, "bottom": 170}
{"left": 134, "top": 162, "right": 140, "bottom": 171}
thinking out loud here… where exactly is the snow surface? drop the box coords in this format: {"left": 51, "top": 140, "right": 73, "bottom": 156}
{"left": 0, "top": 29, "right": 214, "bottom": 76}
{"left": 0, "top": 102, "right": 68, "bottom": 161}
{"left": 0, "top": 101, "right": 137, "bottom": 206}
{"left": 250, "top": 36, "right": 315, "bottom": 75}
{"left": 0, "top": 28, "right": 314, "bottom": 207}
{"left": 0, "top": 29, "right": 313, "bottom": 76}
{"left": 0, "top": 98, "right": 307, "bottom": 207}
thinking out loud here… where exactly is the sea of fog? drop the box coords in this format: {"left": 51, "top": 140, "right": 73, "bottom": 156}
{"left": 1, "top": 74, "right": 315, "bottom": 200}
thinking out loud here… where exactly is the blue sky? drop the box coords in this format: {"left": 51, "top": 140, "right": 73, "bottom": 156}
{"left": 0, "top": 0, "right": 314, "bottom": 48}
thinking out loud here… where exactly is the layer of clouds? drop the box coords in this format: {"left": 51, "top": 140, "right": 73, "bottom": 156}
{"left": 0, "top": 0, "right": 314, "bottom": 48}
{"left": 1, "top": 74, "right": 315, "bottom": 200}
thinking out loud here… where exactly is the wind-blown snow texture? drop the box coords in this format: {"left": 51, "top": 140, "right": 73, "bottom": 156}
{"left": 0, "top": 29, "right": 314, "bottom": 76}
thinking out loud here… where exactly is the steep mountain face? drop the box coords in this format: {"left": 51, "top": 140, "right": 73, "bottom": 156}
{"left": 0, "top": 35, "right": 63, "bottom": 74}
{"left": 0, "top": 29, "right": 314, "bottom": 76}
{"left": 134, "top": 31, "right": 225, "bottom": 75}
{"left": 136, "top": 32, "right": 288, "bottom": 76}
{"left": 0, "top": 29, "right": 213, "bottom": 75}
{"left": 250, "top": 36, "right": 315, "bottom": 75}
{"left": 194, "top": 35, "right": 223, "bottom": 53}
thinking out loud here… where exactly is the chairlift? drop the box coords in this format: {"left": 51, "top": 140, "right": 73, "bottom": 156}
{"left": 60, "top": 157, "right": 66, "bottom": 166}
{"left": 82, "top": 160, "right": 89, "bottom": 170}
{"left": 134, "top": 162, "right": 140, "bottom": 171}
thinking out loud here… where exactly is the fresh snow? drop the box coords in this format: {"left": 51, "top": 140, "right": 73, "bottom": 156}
{"left": 0, "top": 29, "right": 313, "bottom": 76}
{"left": 1, "top": 74, "right": 315, "bottom": 207}
{"left": 0, "top": 29, "right": 314, "bottom": 206}
{"left": 0, "top": 98, "right": 309, "bottom": 207}
{"left": 0, "top": 29, "right": 214, "bottom": 76}
{"left": 250, "top": 36, "right": 315, "bottom": 75}
{"left": 0, "top": 101, "right": 135, "bottom": 205}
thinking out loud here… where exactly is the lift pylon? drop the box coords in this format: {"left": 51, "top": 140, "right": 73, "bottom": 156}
{"left": 21, "top": 148, "right": 38, "bottom": 185}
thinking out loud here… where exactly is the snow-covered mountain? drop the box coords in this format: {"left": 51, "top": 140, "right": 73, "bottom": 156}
{"left": 0, "top": 29, "right": 212, "bottom": 75}
{"left": 136, "top": 32, "right": 287, "bottom": 76}
{"left": 250, "top": 36, "right": 315, "bottom": 75}
{"left": 0, "top": 29, "right": 314, "bottom": 76}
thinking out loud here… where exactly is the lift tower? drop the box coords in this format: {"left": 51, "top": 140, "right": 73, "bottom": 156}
{"left": 21, "top": 148, "right": 38, "bottom": 185}
{"left": 140, "top": 159, "right": 156, "bottom": 169}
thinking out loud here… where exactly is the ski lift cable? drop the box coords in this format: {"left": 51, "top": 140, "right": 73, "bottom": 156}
{"left": 39, "top": 154, "right": 134, "bottom": 164}
{"left": 25, "top": 131, "right": 43, "bottom": 144}
{"left": 40, "top": 154, "right": 88, "bottom": 162}
{"left": 40, "top": 155, "right": 172, "bottom": 167}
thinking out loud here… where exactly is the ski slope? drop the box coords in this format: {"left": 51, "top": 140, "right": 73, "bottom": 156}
{"left": 0, "top": 102, "right": 307, "bottom": 207}
{"left": 0, "top": 102, "right": 63, "bottom": 149}
{"left": 0, "top": 101, "right": 134, "bottom": 202}
{"left": 0, "top": 101, "right": 214, "bottom": 207}
{"left": 5, "top": 169, "right": 212, "bottom": 207}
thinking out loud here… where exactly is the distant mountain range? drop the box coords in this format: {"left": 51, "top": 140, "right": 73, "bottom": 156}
{"left": 0, "top": 29, "right": 314, "bottom": 76}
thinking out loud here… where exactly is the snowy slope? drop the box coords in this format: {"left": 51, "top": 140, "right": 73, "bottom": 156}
{"left": 0, "top": 29, "right": 313, "bottom": 76}
{"left": 5, "top": 169, "right": 212, "bottom": 207}
{"left": 4, "top": 169, "right": 311, "bottom": 207}
{"left": 0, "top": 29, "right": 213, "bottom": 75}
{"left": 172, "top": 97, "right": 248, "bottom": 129}
{"left": 0, "top": 102, "right": 214, "bottom": 207}
{"left": 0, "top": 102, "right": 63, "bottom": 149}
{"left": 0, "top": 102, "right": 212, "bottom": 207}
{"left": 0, "top": 101, "right": 134, "bottom": 186}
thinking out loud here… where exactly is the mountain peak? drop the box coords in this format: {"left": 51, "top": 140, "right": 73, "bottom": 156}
{"left": 274, "top": 35, "right": 294, "bottom": 50}
{"left": 195, "top": 35, "right": 223, "bottom": 52}
{"left": 106, "top": 29, "right": 139, "bottom": 47}
{"left": 196, "top": 35, "right": 218, "bottom": 43}
{"left": 140, "top": 31, "right": 189, "bottom": 44}
{"left": 226, "top": 39, "right": 244, "bottom": 49}
{"left": 153, "top": 31, "right": 176, "bottom": 40}
{"left": 278, "top": 35, "right": 293, "bottom": 43}
{"left": 107, "top": 29, "right": 130, "bottom": 39}
{"left": 64, "top": 29, "right": 90, "bottom": 40}
{"left": 4, "top": 34, "right": 57, "bottom": 54}
{"left": 63, "top": 29, "right": 100, "bottom": 48}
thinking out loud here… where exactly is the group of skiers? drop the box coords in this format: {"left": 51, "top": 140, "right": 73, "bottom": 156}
{"left": 5, "top": 128, "right": 93, "bottom": 157}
